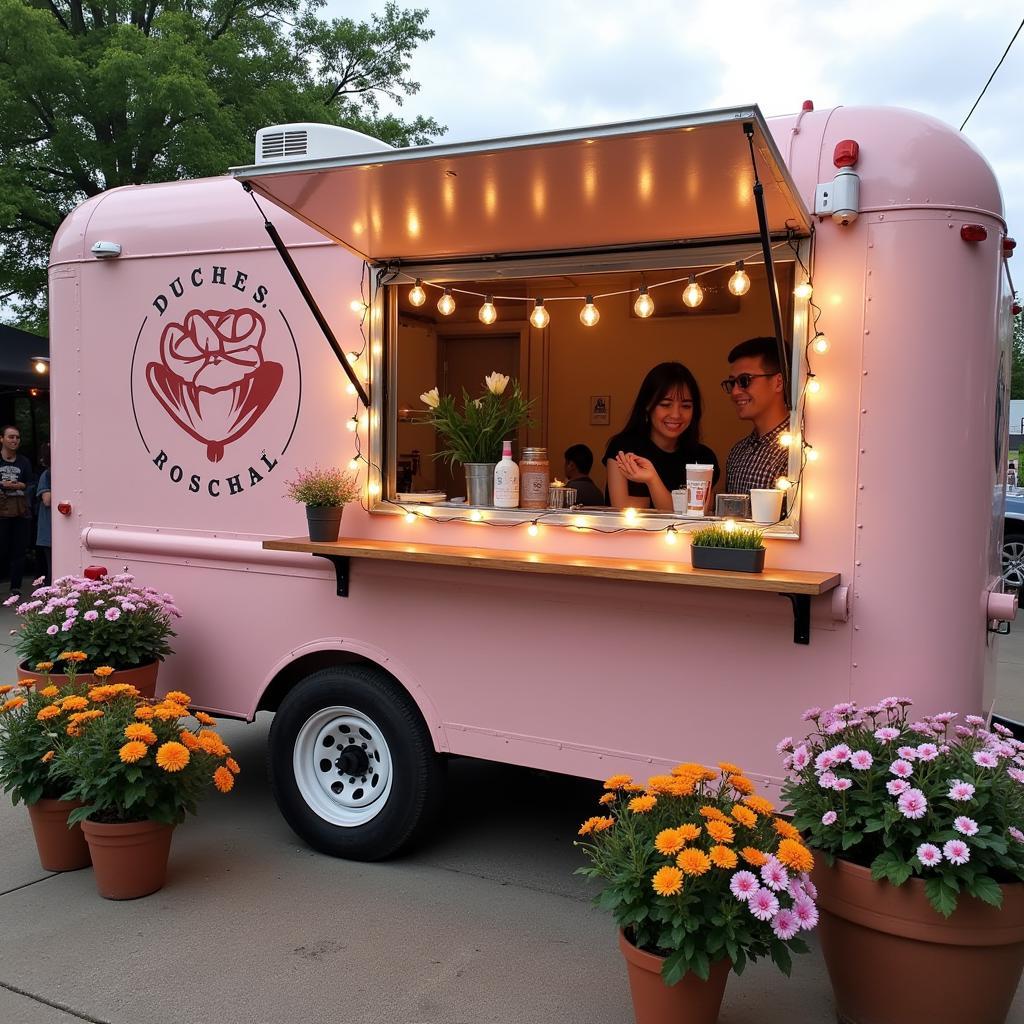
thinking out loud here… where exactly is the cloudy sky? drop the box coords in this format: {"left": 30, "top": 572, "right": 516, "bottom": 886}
{"left": 330, "top": 0, "right": 1024, "bottom": 242}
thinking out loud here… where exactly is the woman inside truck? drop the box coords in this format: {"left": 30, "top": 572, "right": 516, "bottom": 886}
{"left": 602, "top": 361, "right": 719, "bottom": 511}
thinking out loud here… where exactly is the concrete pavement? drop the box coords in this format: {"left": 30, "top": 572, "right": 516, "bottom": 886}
{"left": 1, "top": 606, "right": 1023, "bottom": 1023}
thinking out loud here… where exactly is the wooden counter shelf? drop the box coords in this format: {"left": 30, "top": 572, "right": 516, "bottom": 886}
{"left": 262, "top": 536, "right": 842, "bottom": 645}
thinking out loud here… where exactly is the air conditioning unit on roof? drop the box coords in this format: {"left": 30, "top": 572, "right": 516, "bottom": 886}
{"left": 255, "top": 122, "right": 393, "bottom": 165}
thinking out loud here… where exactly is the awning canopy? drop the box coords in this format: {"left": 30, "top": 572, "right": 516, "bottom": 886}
{"left": 231, "top": 106, "right": 810, "bottom": 264}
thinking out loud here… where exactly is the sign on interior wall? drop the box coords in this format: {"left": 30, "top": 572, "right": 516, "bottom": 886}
{"left": 590, "top": 395, "right": 611, "bottom": 426}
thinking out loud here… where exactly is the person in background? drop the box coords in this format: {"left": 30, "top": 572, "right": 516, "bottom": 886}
{"left": 0, "top": 426, "right": 34, "bottom": 598}
{"left": 603, "top": 362, "right": 719, "bottom": 511}
{"left": 36, "top": 444, "right": 51, "bottom": 587}
{"left": 563, "top": 444, "right": 605, "bottom": 506}
{"left": 722, "top": 337, "right": 791, "bottom": 494}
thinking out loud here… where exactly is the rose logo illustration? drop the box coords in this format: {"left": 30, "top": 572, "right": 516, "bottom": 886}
{"left": 146, "top": 308, "right": 283, "bottom": 462}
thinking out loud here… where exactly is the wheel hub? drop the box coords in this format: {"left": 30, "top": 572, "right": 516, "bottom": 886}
{"left": 336, "top": 744, "right": 370, "bottom": 777}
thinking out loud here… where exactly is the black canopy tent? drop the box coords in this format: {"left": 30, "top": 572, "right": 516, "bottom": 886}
{"left": 0, "top": 323, "right": 49, "bottom": 464}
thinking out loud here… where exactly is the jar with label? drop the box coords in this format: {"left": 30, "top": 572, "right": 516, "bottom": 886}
{"left": 519, "top": 447, "right": 550, "bottom": 509}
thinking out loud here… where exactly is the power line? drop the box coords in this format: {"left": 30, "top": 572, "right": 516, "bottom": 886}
{"left": 961, "top": 16, "right": 1024, "bottom": 131}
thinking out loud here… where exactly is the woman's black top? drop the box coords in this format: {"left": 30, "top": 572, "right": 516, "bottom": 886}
{"left": 602, "top": 431, "right": 720, "bottom": 504}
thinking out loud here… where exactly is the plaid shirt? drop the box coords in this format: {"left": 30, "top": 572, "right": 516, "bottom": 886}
{"left": 725, "top": 419, "right": 790, "bottom": 494}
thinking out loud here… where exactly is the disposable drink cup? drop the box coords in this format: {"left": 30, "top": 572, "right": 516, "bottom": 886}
{"left": 685, "top": 464, "right": 714, "bottom": 517}
{"left": 750, "top": 488, "right": 784, "bottom": 524}
{"left": 671, "top": 489, "right": 688, "bottom": 514}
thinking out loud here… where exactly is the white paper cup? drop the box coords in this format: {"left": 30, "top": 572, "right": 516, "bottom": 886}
{"left": 685, "top": 464, "right": 714, "bottom": 517}
{"left": 750, "top": 488, "right": 784, "bottom": 524}
{"left": 671, "top": 489, "right": 688, "bottom": 514}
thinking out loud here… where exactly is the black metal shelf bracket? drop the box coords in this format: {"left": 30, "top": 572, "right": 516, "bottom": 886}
{"left": 781, "top": 593, "right": 811, "bottom": 644}
{"left": 313, "top": 554, "right": 351, "bottom": 597}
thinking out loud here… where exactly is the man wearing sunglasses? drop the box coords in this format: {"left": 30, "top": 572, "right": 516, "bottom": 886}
{"left": 721, "top": 337, "right": 791, "bottom": 495}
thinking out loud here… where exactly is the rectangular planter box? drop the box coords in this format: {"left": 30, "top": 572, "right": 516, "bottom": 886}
{"left": 690, "top": 545, "right": 766, "bottom": 573}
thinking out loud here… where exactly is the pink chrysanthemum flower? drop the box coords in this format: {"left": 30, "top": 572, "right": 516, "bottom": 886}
{"left": 850, "top": 750, "right": 873, "bottom": 770}
{"left": 83, "top": 610, "right": 99, "bottom": 621}
{"left": 104, "top": 607, "right": 121, "bottom": 621}
{"left": 916, "top": 743, "right": 939, "bottom": 761}
{"left": 799, "top": 873, "right": 818, "bottom": 900}
{"left": 32, "top": 575, "right": 45, "bottom": 586}
{"left": 814, "top": 751, "right": 835, "bottom": 773}
{"left": 948, "top": 780, "right": 975, "bottom": 801}
{"left": 776, "top": 736, "right": 794, "bottom": 754}
{"left": 45, "top": 624, "right": 58, "bottom": 635}
{"left": 1009, "top": 826, "right": 1024, "bottom": 844}
{"left": 916, "top": 843, "right": 942, "bottom": 867}
{"left": 830, "top": 744, "right": 852, "bottom": 763}
{"left": 887, "top": 779, "right": 910, "bottom": 796}
{"left": 818, "top": 772, "right": 838, "bottom": 790}
{"left": 874, "top": 727, "right": 900, "bottom": 742}
{"left": 889, "top": 760, "right": 913, "bottom": 778}
{"left": 1008, "top": 767, "right": 1024, "bottom": 785}
{"left": 60, "top": 619, "right": 74, "bottom": 632}
{"left": 897, "top": 746, "right": 918, "bottom": 761}
{"left": 832, "top": 702, "right": 856, "bottom": 715}
{"left": 792, "top": 745, "right": 810, "bottom": 770}
{"left": 793, "top": 896, "right": 819, "bottom": 930}
{"left": 878, "top": 697, "right": 900, "bottom": 709}
{"left": 771, "top": 908, "right": 800, "bottom": 940}
{"left": 942, "top": 840, "right": 970, "bottom": 865}
{"left": 955, "top": 725, "right": 974, "bottom": 738}
{"left": 802, "top": 706, "right": 822, "bottom": 721}
{"left": 965, "top": 715, "right": 985, "bottom": 726}
{"left": 824, "top": 720, "right": 846, "bottom": 735}
{"left": 760, "top": 857, "right": 790, "bottom": 892}
{"left": 897, "top": 788, "right": 928, "bottom": 820}
{"left": 993, "top": 722, "right": 1014, "bottom": 737}
{"left": 821, "top": 810, "right": 838, "bottom": 825}
{"left": 832, "top": 777, "right": 853, "bottom": 792}
{"left": 953, "top": 816, "right": 979, "bottom": 836}
{"left": 973, "top": 751, "right": 999, "bottom": 768}
{"left": 729, "top": 871, "right": 759, "bottom": 901}
{"left": 2, "top": 595, "right": 17, "bottom": 607}
{"left": 748, "top": 887, "right": 780, "bottom": 922}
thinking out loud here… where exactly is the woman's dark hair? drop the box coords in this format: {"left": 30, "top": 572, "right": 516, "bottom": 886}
{"left": 619, "top": 362, "right": 704, "bottom": 449}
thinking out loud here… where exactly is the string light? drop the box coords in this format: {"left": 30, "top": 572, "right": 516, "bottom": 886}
{"left": 813, "top": 333, "right": 830, "bottom": 354}
{"left": 728, "top": 261, "right": 751, "bottom": 296}
{"left": 350, "top": 299, "right": 367, "bottom": 314}
{"left": 347, "top": 351, "right": 360, "bottom": 365}
{"left": 470, "top": 509, "right": 483, "bottom": 522}
{"left": 664, "top": 526, "right": 678, "bottom": 545}
{"left": 345, "top": 382, "right": 356, "bottom": 395}
{"left": 527, "top": 522, "right": 539, "bottom": 537}
{"left": 776, "top": 476, "right": 793, "bottom": 491}
{"left": 404, "top": 512, "right": 416, "bottom": 523}
{"left": 346, "top": 416, "right": 358, "bottom": 432}
{"left": 530, "top": 298, "right": 550, "bottom": 329}
{"left": 634, "top": 285, "right": 655, "bottom": 318}
{"left": 794, "top": 281, "right": 813, "bottom": 300}
{"left": 348, "top": 457, "right": 360, "bottom": 470}
{"left": 580, "top": 295, "right": 600, "bottom": 327}
{"left": 573, "top": 515, "right": 587, "bottom": 529}
{"left": 624, "top": 507, "right": 639, "bottom": 524}
{"left": 437, "top": 288, "right": 456, "bottom": 316}
{"left": 367, "top": 481, "right": 380, "bottom": 497}
{"left": 479, "top": 295, "right": 497, "bottom": 325}
{"left": 805, "top": 446, "right": 819, "bottom": 462}
{"left": 682, "top": 274, "right": 704, "bottom": 308}
{"left": 409, "top": 279, "right": 426, "bottom": 306}
{"left": 724, "top": 519, "right": 737, "bottom": 533}
{"left": 807, "top": 377, "right": 821, "bottom": 395}
{"left": 779, "top": 432, "right": 794, "bottom": 447}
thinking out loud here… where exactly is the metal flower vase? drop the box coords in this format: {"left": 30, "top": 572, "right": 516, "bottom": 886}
{"left": 464, "top": 463, "right": 496, "bottom": 506}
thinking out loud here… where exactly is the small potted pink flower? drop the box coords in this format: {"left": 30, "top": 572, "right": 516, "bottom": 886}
{"left": 780, "top": 699, "right": 1024, "bottom": 1024}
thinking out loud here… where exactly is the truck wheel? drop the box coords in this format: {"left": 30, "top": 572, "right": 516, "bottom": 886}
{"left": 268, "top": 664, "right": 445, "bottom": 861}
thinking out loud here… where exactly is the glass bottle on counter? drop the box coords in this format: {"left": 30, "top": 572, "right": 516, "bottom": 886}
{"left": 494, "top": 440, "right": 520, "bottom": 508}
{"left": 519, "top": 447, "right": 550, "bottom": 510}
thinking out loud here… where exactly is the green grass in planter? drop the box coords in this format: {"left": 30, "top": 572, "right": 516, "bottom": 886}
{"left": 690, "top": 525, "right": 764, "bottom": 549}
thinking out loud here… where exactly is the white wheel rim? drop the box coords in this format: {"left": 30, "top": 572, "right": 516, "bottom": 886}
{"left": 293, "top": 706, "right": 393, "bottom": 827}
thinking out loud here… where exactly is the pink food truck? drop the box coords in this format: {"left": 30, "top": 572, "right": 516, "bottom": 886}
{"left": 49, "top": 103, "right": 1017, "bottom": 859}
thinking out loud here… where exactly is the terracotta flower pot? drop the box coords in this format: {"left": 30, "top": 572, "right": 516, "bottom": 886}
{"left": 16, "top": 659, "right": 160, "bottom": 699}
{"left": 618, "top": 930, "right": 730, "bottom": 1024}
{"left": 80, "top": 818, "right": 174, "bottom": 900}
{"left": 813, "top": 858, "right": 1024, "bottom": 1024}
{"left": 26, "top": 798, "right": 91, "bottom": 872}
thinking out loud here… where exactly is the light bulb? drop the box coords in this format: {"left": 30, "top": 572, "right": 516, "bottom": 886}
{"left": 345, "top": 382, "right": 356, "bottom": 395}
{"left": 664, "top": 528, "right": 677, "bottom": 545}
{"left": 346, "top": 417, "right": 358, "bottom": 432}
{"left": 806, "top": 447, "right": 819, "bottom": 462}
{"left": 777, "top": 476, "right": 793, "bottom": 491}
{"left": 409, "top": 280, "right": 426, "bottom": 306}
{"left": 530, "top": 298, "right": 550, "bottom": 329}
{"left": 624, "top": 507, "right": 638, "bottom": 524}
{"left": 580, "top": 295, "right": 600, "bottom": 327}
{"left": 795, "top": 282, "right": 813, "bottom": 300}
{"left": 807, "top": 378, "right": 821, "bottom": 394}
{"left": 470, "top": 509, "right": 483, "bottom": 522}
{"left": 813, "top": 333, "right": 830, "bottom": 354}
{"left": 34, "top": 361, "right": 48, "bottom": 374}
{"left": 633, "top": 287, "right": 655, "bottom": 318}
{"left": 350, "top": 299, "right": 367, "bottom": 313}
{"left": 479, "top": 295, "right": 497, "bottom": 325}
{"left": 724, "top": 519, "right": 737, "bottom": 533}
{"left": 682, "top": 274, "right": 704, "bottom": 308}
{"left": 347, "top": 351, "right": 360, "bottom": 365}
{"left": 573, "top": 515, "right": 586, "bottom": 529}
{"left": 437, "top": 288, "right": 456, "bottom": 316}
{"left": 404, "top": 512, "right": 416, "bottom": 523}
{"left": 527, "top": 522, "right": 539, "bottom": 537}
{"left": 348, "top": 458, "right": 359, "bottom": 470}
{"left": 367, "top": 481, "right": 380, "bottom": 496}
{"left": 728, "top": 261, "right": 751, "bottom": 296}
{"left": 779, "top": 432, "right": 793, "bottom": 447}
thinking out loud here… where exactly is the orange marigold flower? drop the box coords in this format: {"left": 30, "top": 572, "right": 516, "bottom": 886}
{"left": 718, "top": 761, "right": 743, "bottom": 775}
{"left": 774, "top": 818, "right": 802, "bottom": 842}
{"left": 61, "top": 695, "right": 88, "bottom": 711}
{"left": 134, "top": 705, "right": 155, "bottom": 719}
{"left": 710, "top": 844, "right": 739, "bottom": 869}
{"left": 628, "top": 795, "right": 657, "bottom": 814}
{"left": 651, "top": 865, "right": 684, "bottom": 896}
{"left": 119, "top": 740, "right": 148, "bottom": 764}
{"left": 645, "top": 774, "right": 677, "bottom": 795}
{"left": 36, "top": 704, "right": 62, "bottom": 721}
{"left": 731, "top": 805, "right": 758, "bottom": 828}
{"left": 623, "top": 783, "right": 646, "bottom": 793}
{"left": 777, "top": 838, "right": 815, "bottom": 873}
{"left": 35, "top": 661, "right": 54, "bottom": 672}
{"left": 699, "top": 806, "right": 728, "bottom": 822}
{"left": 1, "top": 696, "right": 27, "bottom": 712}
{"left": 677, "top": 823, "right": 702, "bottom": 842}
{"left": 58, "top": 651, "right": 87, "bottom": 662}
{"left": 164, "top": 690, "right": 192, "bottom": 707}
{"left": 579, "top": 816, "right": 606, "bottom": 836}
{"left": 213, "top": 765, "right": 235, "bottom": 793}
{"left": 655, "top": 828, "right": 685, "bottom": 856}
{"left": 603, "top": 774, "right": 633, "bottom": 791}
{"left": 728, "top": 775, "right": 755, "bottom": 795}
{"left": 69, "top": 710, "right": 103, "bottom": 724}
{"left": 0, "top": 685, "right": 13, "bottom": 695}
{"left": 225, "top": 757, "right": 241, "bottom": 775}
{"left": 598, "top": 792, "right": 616, "bottom": 806}
{"left": 39, "top": 685, "right": 59, "bottom": 698}
{"left": 194, "top": 711, "right": 217, "bottom": 726}
{"left": 671, "top": 762, "right": 705, "bottom": 777}
{"left": 593, "top": 816, "right": 615, "bottom": 832}
{"left": 706, "top": 820, "right": 736, "bottom": 844}
{"left": 110, "top": 683, "right": 139, "bottom": 695}
{"left": 124, "top": 723, "right": 157, "bottom": 745}
{"left": 197, "top": 730, "right": 230, "bottom": 757}
{"left": 92, "top": 666, "right": 115, "bottom": 678}
{"left": 155, "top": 741, "right": 190, "bottom": 772}
{"left": 88, "top": 686, "right": 115, "bottom": 702}
{"left": 41, "top": 750, "right": 54, "bottom": 763}
{"left": 743, "top": 795, "right": 775, "bottom": 815}
{"left": 152, "top": 703, "right": 188, "bottom": 721}
{"left": 65, "top": 724, "right": 81, "bottom": 736}
{"left": 179, "top": 731, "right": 200, "bottom": 751}
{"left": 676, "top": 848, "right": 712, "bottom": 876}
{"left": 740, "top": 847, "right": 769, "bottom": 867}
{"left": 670, "top": 778, "right": 696, "bottom": 797}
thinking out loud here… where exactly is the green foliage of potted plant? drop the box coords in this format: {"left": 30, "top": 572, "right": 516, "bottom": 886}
{"left": 780, "top": 699, "right": 1024, "bottom": 1024}
{"left": 419, "top": 372, "right": 533, "bottom": 505}
{"left": 284, "top": 465, "right": 360, "bottom": 542}
{"left": 11, "top": 574, "right": 179, "bottom": 696}
{"left": 576, "top": 762, "right": 817, "bottom": 1024}
{"left": 690, "top": 525, "right": 765, "bottom": 573}
{"left": 51, "top": 684, "right": 238, "bottom": 899}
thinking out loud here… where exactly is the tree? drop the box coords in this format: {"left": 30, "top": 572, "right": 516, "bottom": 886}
{"left": 1013, "top": 312, "right": 1024, "bottom": 401}
{"left": 0, "top": 0, "right": 443, "bottom": 332}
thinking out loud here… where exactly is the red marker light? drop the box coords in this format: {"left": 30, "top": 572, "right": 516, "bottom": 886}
{"left": 1013, "top": 302, "right": 1023, "bottom": 316}
{"left": 57, "top": 502, "right": 72, "bottom": 516}
{"left": 1004, "top": 237, "right": 1017, "bottom": 258}
{"left": 83, "top": 565, "right": 107, "bottom": 580}
{"left": 960, "top": 224, "right": 988, "bottom": 242}
{"left": 802, "top": 100, "right": 814, "bottom": 112}
{"left": 833, "top": 140, "right": 859, "bottom": 168}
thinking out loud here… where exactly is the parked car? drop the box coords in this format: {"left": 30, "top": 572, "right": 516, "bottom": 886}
{"left": 1004, "top": 489, "right": 1024, "bottom": 590}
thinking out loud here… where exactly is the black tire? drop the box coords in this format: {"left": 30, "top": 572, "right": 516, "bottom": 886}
{"left": 268, "top": 664, "right": 446, "bottom": 861}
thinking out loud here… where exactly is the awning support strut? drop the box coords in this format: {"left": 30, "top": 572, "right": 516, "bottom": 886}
{"left": 743, "top": 122, "right": 792, "bottom": 404}
{"left": 242, "top": 183, "right": 371, "bottom": 407}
